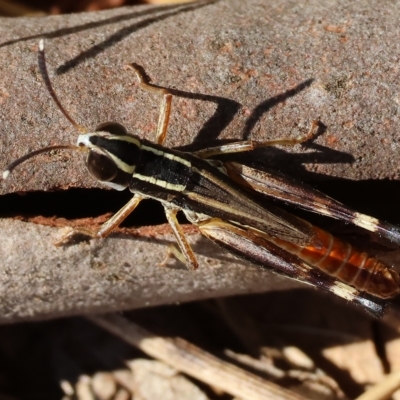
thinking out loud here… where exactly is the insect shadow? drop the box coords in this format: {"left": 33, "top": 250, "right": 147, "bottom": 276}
{"left": 0, "top": 0, "right": 217, "bottom": 51}
{"left": 170, "top": 78, "right": 355, "bottom": 183}
{"left": 111, "top": 230, "right": 243, "bottom": 271}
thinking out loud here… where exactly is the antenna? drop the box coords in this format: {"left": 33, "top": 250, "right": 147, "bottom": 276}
{"left": 38, "top": 39, "right": 86, "bottom": 132}
{"left": 2, "top": 144, "right": 80, "bottom": 180}
{"left": 2, "top": 40, "right": 88, "bottom": 180}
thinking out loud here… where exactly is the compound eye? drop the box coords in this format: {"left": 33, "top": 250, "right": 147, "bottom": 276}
{"left": 86, "top": 151, "right": 118, "bottom": 182}
{"left": 95, "top": 122, "right": 127, "bottom": 136}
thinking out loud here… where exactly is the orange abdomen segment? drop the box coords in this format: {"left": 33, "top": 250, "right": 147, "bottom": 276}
{"left": 270, "top": 226, "right": 400, "bottom": 299}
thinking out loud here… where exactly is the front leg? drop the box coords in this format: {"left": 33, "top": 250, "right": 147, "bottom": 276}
{"left": 54, "top": 194, "right": 144, "bottom": 246}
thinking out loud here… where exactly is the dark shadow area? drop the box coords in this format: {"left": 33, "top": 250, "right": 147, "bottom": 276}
{"left": 0, "top": 318, "right": 138, "bottom": 399}
{"left": 0, "top": 1, "right": 217, "bottom": 50}
{"left": 310, "top": 179, "right": 400, "bottom": 225}
{"left": 0, "top": 188, "right": 165, "bottom": 226}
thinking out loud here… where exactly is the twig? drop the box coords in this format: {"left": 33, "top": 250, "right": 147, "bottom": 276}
{"left": 355, "top": 370, "right": 400, "bottom": 400}
{"left": 88, "top": 313, "right": 307, "bottom": 400}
